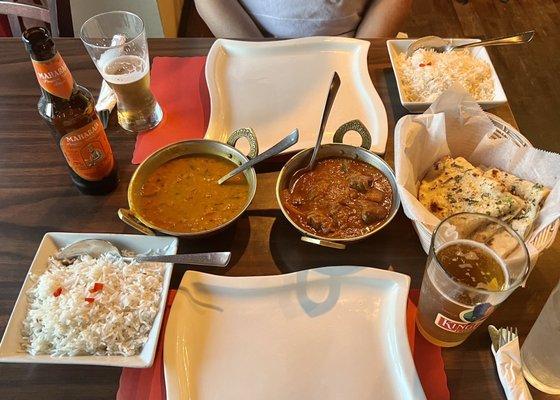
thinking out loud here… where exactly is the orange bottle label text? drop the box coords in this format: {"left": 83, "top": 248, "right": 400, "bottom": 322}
{"left": 31, "top": 52, "right": 74, "bottom": 99}
{"left": 59, "top": 119, "right": 114, "bottom": 181}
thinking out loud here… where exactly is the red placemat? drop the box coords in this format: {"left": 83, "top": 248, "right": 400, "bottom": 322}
{"left": 408, "top": 289, "right": 451, "bottom": 400}
{"left": 131, "top": 56, "right": 210, "bottom": 164}
{"left": 116, "top": 290, "right": 175, "bottom": 400}
{"left": 117, "top": 289, "right": 449, "bottom": 400}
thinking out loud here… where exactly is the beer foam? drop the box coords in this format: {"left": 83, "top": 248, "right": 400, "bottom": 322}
{"left": 101, "top": 55, "right": 148, "bottom": 85}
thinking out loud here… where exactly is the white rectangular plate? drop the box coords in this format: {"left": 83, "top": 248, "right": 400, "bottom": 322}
{"left": 164, "top": 266, "right": 425, "bottom": 400}
{"left": 0, "top": 232, "right": 178, "bottom": 368}
{"left": 205, "top": 37, "right": 388, "bottom": 154}
{"left": 387, "top": 39, "right": 507, "bottom": 112}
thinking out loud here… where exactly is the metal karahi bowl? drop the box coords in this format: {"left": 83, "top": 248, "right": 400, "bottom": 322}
{"left": 119, "top": 128, "right": 259, "bottom": 237}
{"left": 276, "top": 125, "right": 400, "bottom": 249}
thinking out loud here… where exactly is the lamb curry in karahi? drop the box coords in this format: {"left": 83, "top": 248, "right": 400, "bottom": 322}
{"left": 281, "top": 158, "right": 393, "bottom": 239}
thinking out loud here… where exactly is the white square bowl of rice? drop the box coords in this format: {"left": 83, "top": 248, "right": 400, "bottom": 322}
{"left": 387, "top": 39, "right": 507, "bottom": 112}
{"left": 0, "top": 232, "right": 178, "bottom": 368}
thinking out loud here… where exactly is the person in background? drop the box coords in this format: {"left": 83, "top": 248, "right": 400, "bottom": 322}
{"left": 194, "top": 0, "right": 412, "bottom": 39}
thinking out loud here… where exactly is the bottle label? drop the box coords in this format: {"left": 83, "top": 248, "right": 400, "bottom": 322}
{"left": 31, "top": 52, "right": 74, "bottom": 99}
{"left": 59, "top": 119, "right": 114, "bottom": 181}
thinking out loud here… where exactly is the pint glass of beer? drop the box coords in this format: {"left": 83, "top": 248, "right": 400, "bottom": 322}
{"left": 416, "top": 213, "right": 529, "bottom": 347}
{"left": 80, "top": 11, "right": 163, "bottom": 132}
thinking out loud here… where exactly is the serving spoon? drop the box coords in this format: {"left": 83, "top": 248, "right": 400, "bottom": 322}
{"left": 288, "top": 71, "right": 341, "bottom": 192}
{"left": 55, "top": 239, "right": 231, "bottom": 268}
{"left": 405, "top": 30, "right": 535, "bottom": 57}
{"left": 218, "top": 128, "right": 299, "bottom": 185}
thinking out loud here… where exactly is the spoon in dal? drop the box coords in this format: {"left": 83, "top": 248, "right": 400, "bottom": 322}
{"left": 405, "top": 30, "right": 534, "bottom": 57}
{"left": 288, "top": 71, "right": 341, "bottom": 192}
{"left": 217, "top": 129, "right": 299, "bottom": 185}
{"left": 55, "top": 239, "right": 231, "bottom": 268}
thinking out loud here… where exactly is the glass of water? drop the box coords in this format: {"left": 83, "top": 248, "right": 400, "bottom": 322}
{"left": 80, "top": 11, "right": 163, "bottom": 132}
{"left": 521, "top": 279, "right": 560, "bottom": 394}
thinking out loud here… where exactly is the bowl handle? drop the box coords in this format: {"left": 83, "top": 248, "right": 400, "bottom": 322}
{"left": 301, "top": 236, "right": 346, "bottom": 250}
{"left": 227, "top": 128, "right": 259, "bottom": 159}
{"left": 333, "top": 119, "right": 372, "bottom": 150}
{"left": 118, "top": 208, "right": 156, "bottom": 236}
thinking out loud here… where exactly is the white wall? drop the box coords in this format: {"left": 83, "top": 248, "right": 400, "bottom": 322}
{"left": 70, "top": 0, "right": 165, "bottom": 37}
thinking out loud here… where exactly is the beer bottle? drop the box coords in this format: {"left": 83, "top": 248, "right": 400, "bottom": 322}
{"left": 22, "top": 27, "right": 118, "bottom": 195}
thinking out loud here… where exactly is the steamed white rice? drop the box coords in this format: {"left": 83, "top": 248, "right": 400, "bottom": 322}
{"left": 22, "top": 254, "right": 163, "bottom": 356}
{"left": 395, "top": 48, "right": 495, "bottom": 102}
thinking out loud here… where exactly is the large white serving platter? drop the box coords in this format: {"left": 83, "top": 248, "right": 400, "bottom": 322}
{"left": 205, "top": 37, "right": 389, "bottom": 154}
{"left": 0, "top": 232, "right": 178, "bottom": 368}
{"left": 164, "top": 266, "right": 425, "bottom": 400}
{"left": 387, "top": 39, "right": 507, "bottom": 112}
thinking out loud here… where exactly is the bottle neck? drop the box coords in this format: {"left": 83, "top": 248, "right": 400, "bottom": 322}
{"left": 29, "top": 48, "right": 76, "bottom": 101}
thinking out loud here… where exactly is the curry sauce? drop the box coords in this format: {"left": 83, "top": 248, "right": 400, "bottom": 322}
{"left": 135, "top": 155, "right": 249, "bottom": 232}
{"left": 281, "top": 158, "right": 392, "bottom": 238}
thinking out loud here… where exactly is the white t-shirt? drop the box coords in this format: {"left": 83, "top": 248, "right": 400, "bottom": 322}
{"left": 239, "top": 0, "right": 372, "bottom": 38}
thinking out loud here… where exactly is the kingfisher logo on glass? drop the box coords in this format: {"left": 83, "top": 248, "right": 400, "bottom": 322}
{"left": 435, "top": 313, "right": 483, "bottom": 334}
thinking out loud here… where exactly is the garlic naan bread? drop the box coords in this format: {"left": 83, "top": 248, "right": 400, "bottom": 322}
{"left": 418, "top": 156, "right": 526, "bottom": 221}
{"left": 482, "top": 168, "right": 551, "bottom": 238}
{"left": 471, "top": 222, "right": 519, "bottom": 257}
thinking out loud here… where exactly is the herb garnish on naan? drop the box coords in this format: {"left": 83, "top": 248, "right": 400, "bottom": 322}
{"left": 419, "top": 156, "right": 526, "bottom": 221}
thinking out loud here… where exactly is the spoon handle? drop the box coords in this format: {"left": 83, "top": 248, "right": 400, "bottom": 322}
{"left": 218, "top": 129, "right": 299, "bottom": 184}
{"left": 134, "top": 252, "right": 232, "bottom": 267}
{"left": 308, "top": 72, "right": 341, "bottom": 170}
{"left": 454, "top": 30, "right": 534, "bottom": 50}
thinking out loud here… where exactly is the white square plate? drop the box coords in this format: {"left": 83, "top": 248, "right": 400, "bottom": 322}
{"left": 387, "top": 39, "right": 507, "bottom": 112}
{"left": 0, "top": 232, "right": 178, "bottom": 368}
{"left": 164, "top": 266, "right": 425, "bottom": 400}
{"left": 205, "top": 37, "right": 388, "bottom": 154}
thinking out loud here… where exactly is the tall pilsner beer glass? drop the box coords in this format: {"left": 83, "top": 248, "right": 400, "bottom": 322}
{"left": 80, "top": 11, "right": 163, "bottom": 132}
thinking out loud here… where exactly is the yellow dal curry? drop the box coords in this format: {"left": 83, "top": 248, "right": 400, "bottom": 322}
{"left": 134, "top": 155, "right": 249, "bottom": 232}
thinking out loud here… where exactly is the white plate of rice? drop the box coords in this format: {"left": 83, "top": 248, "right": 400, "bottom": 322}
{"left": 387, "top": 39, "right": 507, "bottom": 112}
{"left": 0, "top": 232, "right": 178, "bottom": 367}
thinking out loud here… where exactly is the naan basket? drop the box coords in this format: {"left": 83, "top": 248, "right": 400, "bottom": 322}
{"left": 412, "top": 113, "right": 559, "bottom": 256}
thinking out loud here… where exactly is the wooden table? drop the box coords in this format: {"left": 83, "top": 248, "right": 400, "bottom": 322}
{"left": 0, "top": 38, "right": 558, "bottom": 400}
